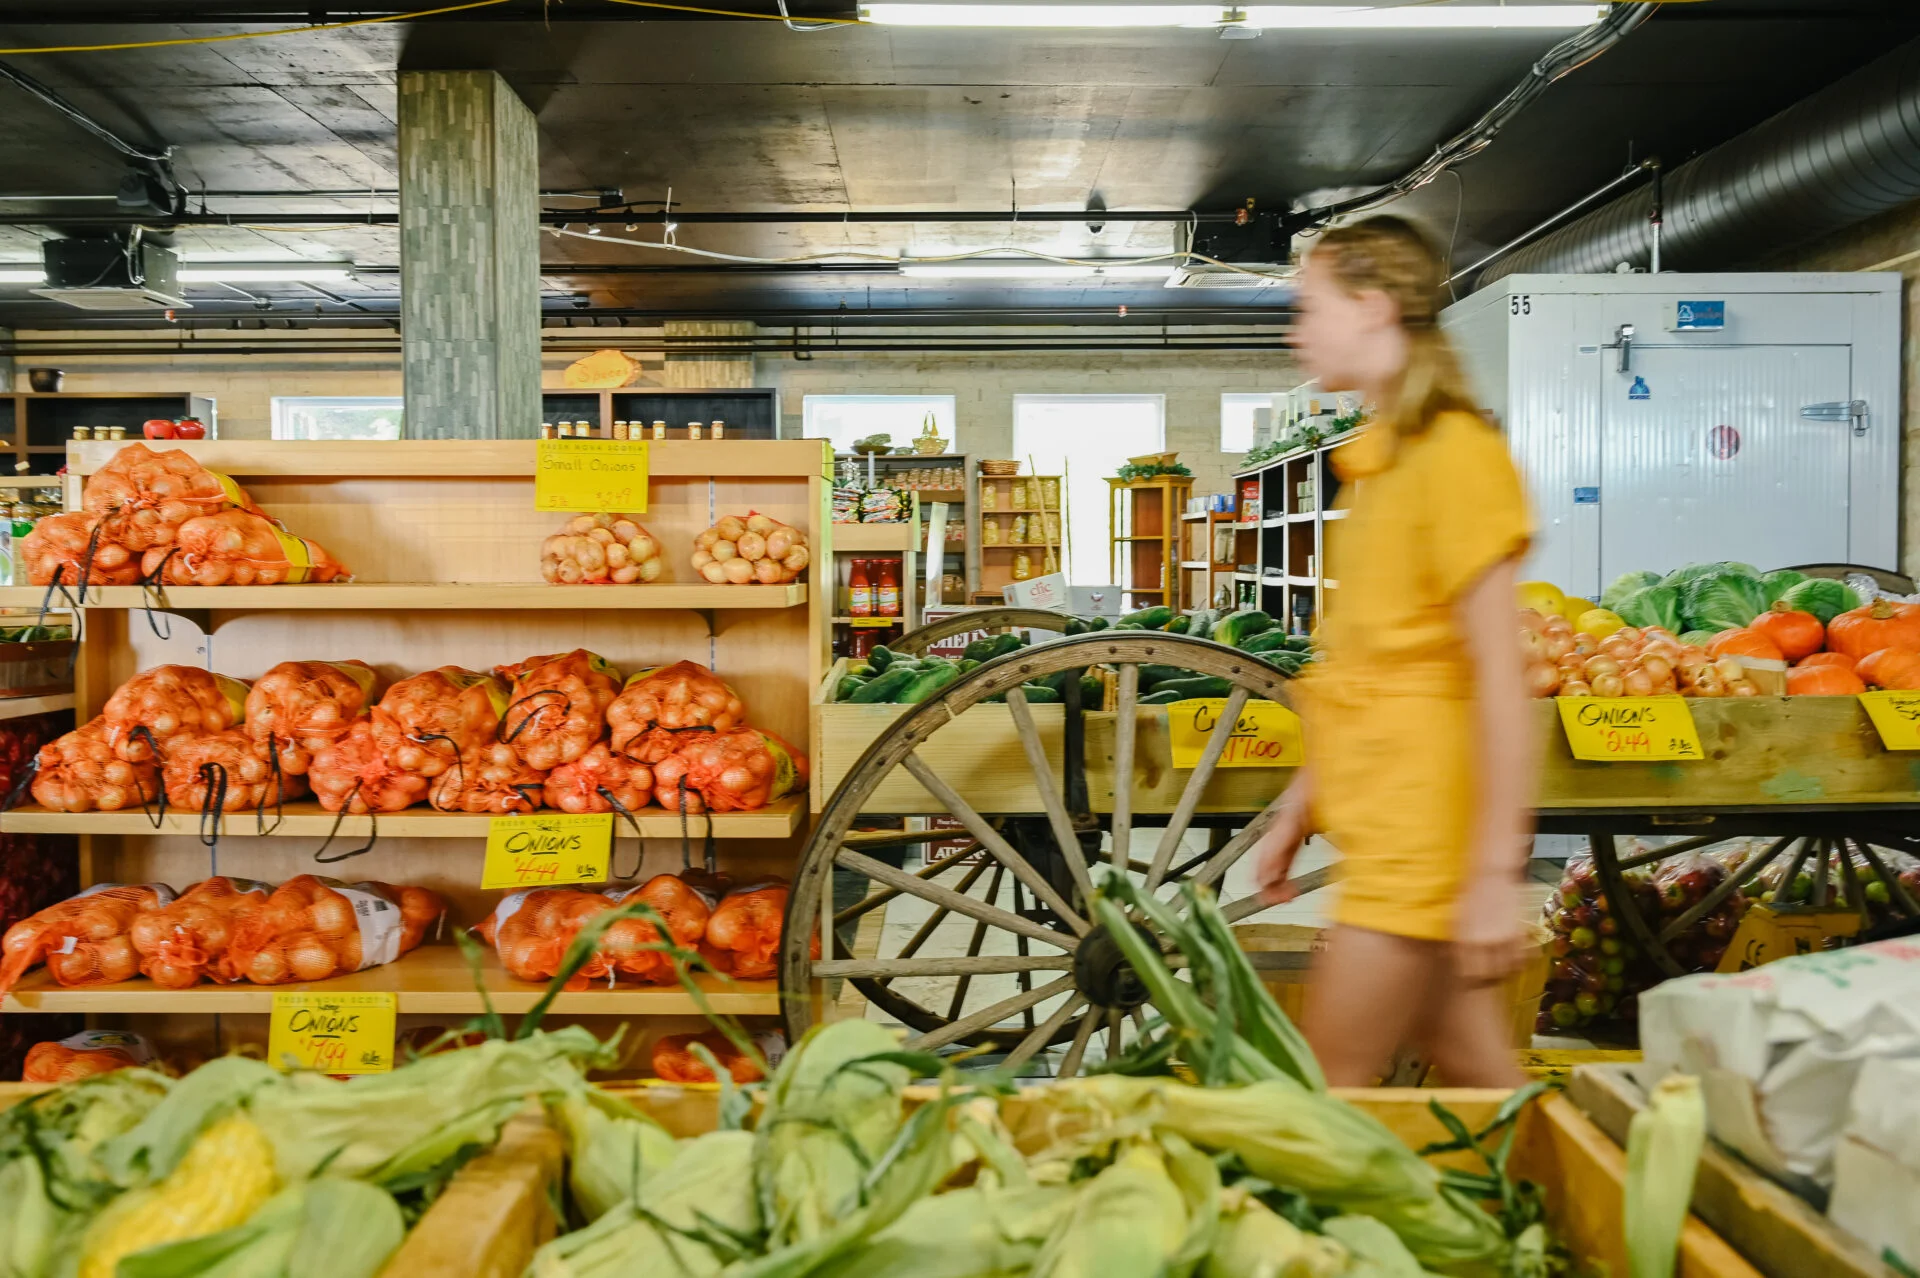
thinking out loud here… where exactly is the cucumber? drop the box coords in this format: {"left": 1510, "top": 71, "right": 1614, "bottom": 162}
{"left": 1086, "top": 616, "right": 1111, "bottom": 632}
{"left": 1139, "top": 688, "right": 1184, "bottom": 705}
{"left": 1120, "top": 605, "right": 1174, "bottom": 629}
{"left": 867, "top": 644, "right": 898, "bottom": 672}
{"left": 964, "top": 633, "right": 1023, "bottom": 663}
{"left": 848, "top": 667, "right": 916, "bottom": 703}
{"left": 834, "top": 674, "right": 870, "bottom": 701}
{"left": 1164, "top": 615, "right": 1191, "bottom": 635}
{"left": 1189, "top": 608, "right": 1216, "bottom": 639}
{"left": 1278, "top": 634, "right": 1313, "bottom": 653}
{"left": 1113, "top": 621, "right": 1144, "bottom": 631}
{"left": 1063, "top": 616, "right": 1089, "bottom": 636}
{"left": 1239, "top": 631, "right": 1294, "bottom": 654}
{"left": 1211, "top": 610, "right": 1273, "bottom": 648}
{"left": 1156, "top": 675, "right": 1233, "bottom": 699}
{"left": 1138, "top": 664, "right": 1194, "bottom": 690}
{"left": 1017, "top": 683, "right": 1061, "bottom": 703}
{"left": 1036, "top": 669, "right": 1074, "bottom": 694}
{"left": 1078, "top": 674, "right": 1105, "bottom": 706}
{"left": 957, "top": 658, "right": 981, "bottom": 674}
{"left": 898, "top": 663, "right": 963, "bottom": 703}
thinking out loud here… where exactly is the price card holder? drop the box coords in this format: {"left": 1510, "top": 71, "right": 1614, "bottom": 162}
{"left": 535, "top": 439, "right": 650, "bottom": 514}
{"left": 1557, "top": 695, "right": 1703, "bottom": 762}
{"left": 268, "top": 992, "right": 396, "bottom": 1074}
{"left": 481, "top": 813, "right": 613, "bottom": 890}
{"left": 1860, "top": 690, "right": 1920, "bottom": 750}
{"left": 1166, "top": 698, "right": 1304, "bottom": 769}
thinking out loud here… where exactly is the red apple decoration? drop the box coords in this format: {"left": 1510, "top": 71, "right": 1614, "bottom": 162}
{"left": 142, "top": 418, "right": 177, "bottom": 440}
{"left": 171, "top": 417, "right": 206, "bottom": 440}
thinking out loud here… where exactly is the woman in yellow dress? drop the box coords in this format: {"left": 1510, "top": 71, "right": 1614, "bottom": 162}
{"left": 1250, "top": 216, "right": 1535, "bottom": 1087}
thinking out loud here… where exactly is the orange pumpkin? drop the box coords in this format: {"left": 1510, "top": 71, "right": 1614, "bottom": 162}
{"left": 1785, "top": 663, "right": 1865, "bottom": 696}
{"left": 1706, "top": 628, "right": 1784, "bottom": 663}
{"left": 1857, "top": 647, "right": 1920, "bottom": 691}
{"left": 1796, "top": 652, "right": 1856, "bottom": 670}
{"left": 1827, "top": 599, "right": 1920, "bottom": 661}
{"left": 1749, "top": 603, "right": 1825, "bottom": 663}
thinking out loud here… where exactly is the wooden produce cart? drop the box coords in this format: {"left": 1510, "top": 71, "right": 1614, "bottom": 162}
{"left": 792, "top": 608, "right": 1920, "bottom": 1072}
{"left": 0, "top": 438, "right": 831, "bottom": 1062}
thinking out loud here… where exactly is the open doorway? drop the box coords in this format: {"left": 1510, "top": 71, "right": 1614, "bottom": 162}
{"left": 1011, "top": 394, "right": 1166, "bottom": 585}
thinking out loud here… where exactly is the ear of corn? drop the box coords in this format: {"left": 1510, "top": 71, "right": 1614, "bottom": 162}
{"left": 78, "top": 1113, "right": 278, "bottom": 1278}
{"left": 1029, "top": 1143, "right": 1194, "bottom": 1278}
{"left": 803, "top": 1183, "right": 1077, "bottom": 1278}
{"left": 1202, "top": 1190, "right": 1350, "bottom": 1278}
{"left": 1321, "top": 1214, "right": 1430, "bottom": 1277}
{"left": 553, "top": 1090, "right": 680, "bottom": 1222}
{"left": 1626, "top": 1075, "right": 1706, "bottom": 1278}
{"left": 110, "top": 1178, "right": 404, "bottom": 1278}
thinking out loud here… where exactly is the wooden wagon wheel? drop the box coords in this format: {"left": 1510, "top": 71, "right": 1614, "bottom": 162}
{"left": 782, "top": 632, "right": 1306, "bottom": 1075}
{"left": 883, "top": 606, "right": 1079, "bottom": 657}
{"left": 1589, "top": 828, "right": 1920, "bottom": 979}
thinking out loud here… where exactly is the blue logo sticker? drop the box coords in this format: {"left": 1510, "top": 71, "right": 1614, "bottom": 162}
{"left": 1628, "top": 376, "right": 1651, "bottom": 401}
{"left": 1675, "top": 300, "right": 1725, "bottom": 331}
{"left": 1573, "top": 487, "right": 1600, "bottom": 505}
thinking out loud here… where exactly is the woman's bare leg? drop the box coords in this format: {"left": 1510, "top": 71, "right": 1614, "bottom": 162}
{"left": 1413, "top": 973, "right": 1528, "bottom": 1087}
{"left": 1302, "top": 924, "right": 1444, "bottom": 1087}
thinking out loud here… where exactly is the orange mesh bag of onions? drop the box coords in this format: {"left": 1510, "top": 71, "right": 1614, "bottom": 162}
{"left": 370, "top": 666, "right": 509, "bottom": 779}
{"left": 600, "top": 873, "right": 712, "bottom": 983}
{"left": 495, "top": 649, "right": 622, "bottom": 771}
{"left": 161, "top": 730, "right": 309, "bottom": 814}
{"left": 100, "top": 665, "right": 249, "bottom": 764}
{"left": 128, "top": 876, "right": 271, "bottom": 988}
{"left": 0, "top": 882, "right": 175, "bottom": 998}
{"left": 691, "top": 511, "right": 809, "bottom": 585}
{"left": 308, "top": 720, "right": 433, "bottom": 813}
{"left": 228, "top": 874, "right": 443, "bottom": 985}
{"left": 670, "top": 727, "right": 807, "bottom": 813}
{"left": 606, "top": 661, "right": 747, "bottom": 762}
{"left": 476, "top": 887, "right": 618, "bottom": 988}
{"left": 542, "top": 742, "right": 652, "bottom": 815}
{"left": 140, "top": 508, "right": 350, "bottom": 587}
{"left": 700, "top": 877, "right": 814, "bottom": 981}
{"left": 19, "top": 512, "right": 141, "bottom": 587}
{"left": 428, "top": 741, "right": 544, "bottom": 815}
{"left": 244, "top": 660, "right": 380, "bottom": 776}
{"left": 81, "top": 442, "right": 259, "bottom": 552}
{"left": 541, "top": 513, "right": 666, "bottom": 585}
{"left": 23, "top": 1030, "right": 157, "bottom": 1083}
{"left": 31, "top": 717, "right": 160, "bottom": 813}
{"left": 650, "top": 1029, "right": 778, "bottom": 1084}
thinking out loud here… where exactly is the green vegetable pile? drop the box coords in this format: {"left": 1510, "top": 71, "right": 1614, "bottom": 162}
{"left": 1599, "top": 562, "right": 1861, "bottom": 637}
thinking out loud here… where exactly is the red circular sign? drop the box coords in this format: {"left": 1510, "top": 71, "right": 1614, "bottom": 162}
{"left": 1708, "top": 424, "right": 1741, "bottom": 460}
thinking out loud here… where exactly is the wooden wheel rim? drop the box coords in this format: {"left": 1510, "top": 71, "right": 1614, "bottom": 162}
{"left": 882, "top": 606, "right": 1078, "bottom": 657}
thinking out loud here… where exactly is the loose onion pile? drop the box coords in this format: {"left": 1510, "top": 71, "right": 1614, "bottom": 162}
{"left": 541, "top": 512, "right": 666, "bottom": 585}
{"left": 692, "top": 512, "right": 809, "bottom": 585}
{"left": 1519, "top": 610, "right": 1756, "bottom": 699}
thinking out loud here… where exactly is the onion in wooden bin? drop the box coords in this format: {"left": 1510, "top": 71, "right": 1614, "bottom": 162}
{"left": 692, "top": 512, "right": 808, "bottom": 585}
{"left": 541, "top": 513, "right": 665, "bottom": 584}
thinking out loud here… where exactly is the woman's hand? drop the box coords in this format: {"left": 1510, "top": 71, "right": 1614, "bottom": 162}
{"left": 1452, "top": 870, "right": 1529, "bottom": 984}
{"left": 1252, "top": 774, "right": 1314, "bottom": 905}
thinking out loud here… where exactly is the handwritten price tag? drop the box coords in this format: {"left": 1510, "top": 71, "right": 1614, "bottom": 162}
{"left": 1859, "top": 690, "right": 1920, "bottom": 750}
{"left": 268, "top": 992, "right": 396, "bottom": 1074}
{"left": 534, "top": 439, "right": 650, "bottom": 514}
{"left": 1557, "top": 695, "right": 1703, "bottom": 762}
{"left": 1166, "top": 698, "right": 1304, "bottom": 769}
{"left": 481, "top": 813, "right": 612, "bottom": 890}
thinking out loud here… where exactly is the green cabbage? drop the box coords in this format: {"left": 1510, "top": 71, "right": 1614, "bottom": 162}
{"left": 1679, "top": 630, "right": 1715, "bottom": 648}
{"left": 1779, "top": 577, "right": 1861, "bottom": 625}
{"left": 1759, "top": 569, "right": 1808, "bottom": 605}
{"left": 1616, "top": 586, "right": 1682, "bottom": 633}
{"left": 1662, "top": 561, "right": 1759, "bottom": 590}
{"left": 1601, "top": 571, "right": 1662, "bottom": 613}
{"left": 1680, "top": 572, "right": 1768, "bottom": 633}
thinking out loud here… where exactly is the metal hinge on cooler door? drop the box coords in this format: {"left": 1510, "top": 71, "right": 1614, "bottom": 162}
{"left": 1801, "top": 399, "right": 1870, "bottom": 437}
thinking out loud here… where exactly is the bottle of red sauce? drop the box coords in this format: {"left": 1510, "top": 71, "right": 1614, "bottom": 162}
{"left": 849, "top": 558, "right": 873, "bottom": 617}
{"left": 876, "top": 558, "right": 901, "bottom": 617}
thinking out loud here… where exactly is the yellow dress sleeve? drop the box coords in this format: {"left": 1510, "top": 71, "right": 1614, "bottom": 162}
{"left": 1421, "top": 412, "right": 1534, "bottom": 601}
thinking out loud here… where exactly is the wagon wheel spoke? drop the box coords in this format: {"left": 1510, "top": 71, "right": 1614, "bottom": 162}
{"left": 833, "top": 839, "right": 982, "bottom": 929}
{"left": 1110, "top": 663, "right": 1139, "bottom": 870}
{"left": 1810, "top": 840, "right": 1833, "bottom": 907}
{"left": 1655, "top": 835, "right": 1793, "bottom": 945}
{"left": 1056, "top": 1007, "right": 1102, "bottom": 1079}
{"left": 1835, "top": 841, "right": 1873, "bottom": 927}
{"left": 1013, "top": 879, "right": 1037, "bottom": 1033}
{"left": 900, "top": 751, "right": 1090, "bottom": 935}
{"left": 944, "top": 864, "right": 1005, "bottom": 1018}
{"left": 1004, "top": 995, "right": 1088, "bottom": 1071}
{"left": 1002, "top": 687, "right": 1097, "bottom": 904}
{"left": 904, "top": 974, "right": 1078, "bottom": 1052}
{"left": 819, "top": 955, "right": 1072, "bottom": 979}
{"left": 835, "top": 847, "right": 1077, "bottom": 951}
{"left": 1107, "top": 1008, "right": 1124, "bottom": 1060}
{"left": 883, "top": 857, "right": 993, "bottom": 972}
{"left": 1617, "top": 834, "right": 1726, "bottom": 872}
{"left": 1772, "top": 837, "right": 1816, "bottom": 908}
{"left": 1146, "top": 686, "right": 1249, "bottom": 890}
{"left": 1851, "top": 840, "right": 1920, "bottom": 916}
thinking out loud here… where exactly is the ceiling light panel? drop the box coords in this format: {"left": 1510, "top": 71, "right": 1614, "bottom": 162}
{"left": 860, "top": 4, "right": 1605, "bottom": 27}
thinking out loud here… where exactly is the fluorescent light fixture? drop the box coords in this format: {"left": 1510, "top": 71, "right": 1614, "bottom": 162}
{"left": 900, "top": 259, "right": 1175, "bottom": 279}
{"left": 176, "top": 265, "right": 354, "bottom": 283}
{"left": 0, "top": 268, "right": 45, "bottom": 285}
{"left": 861, "top": 4, "right": 1605, "bottom": 27}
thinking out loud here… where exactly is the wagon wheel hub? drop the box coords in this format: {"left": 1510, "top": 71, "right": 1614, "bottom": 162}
{"left": 1071, "top": 920, "right": 1158, "bottom": 1011}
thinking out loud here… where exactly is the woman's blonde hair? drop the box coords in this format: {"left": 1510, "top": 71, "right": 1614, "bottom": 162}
{"left": 1311, "top": 215, "right": 1477, "bottom": 436}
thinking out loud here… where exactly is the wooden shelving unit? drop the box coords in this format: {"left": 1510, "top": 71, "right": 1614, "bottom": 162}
{"left": 1229, "top": 435, "right": 1357, "bottom": 630}
{"left": 834, "top": 452, "right": 975, "bottom": 606}
{"left": 540, "top": 387, "right": 778, "bottom": 439}
{"left": 8, "top": 437, "right": 830, "bottom": 1047}
{"left": 1179, "top": 509, "right": 1241, "bottom": 611}
{"left": 976, "top": 471, "right": 1060, "bottom": 600}
{"left": 1108, "top": 475, "right": 1193, "bottom": 612}
{"left": 828, "top": 496, "right": 921, "bottom": 648}
{"left": 0, "top": 392, "right": 216, "bottom": 476}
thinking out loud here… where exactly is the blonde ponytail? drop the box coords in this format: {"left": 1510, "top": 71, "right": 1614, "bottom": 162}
{"left": 1311, "top": 216, "right": 1477, "bottom": 437}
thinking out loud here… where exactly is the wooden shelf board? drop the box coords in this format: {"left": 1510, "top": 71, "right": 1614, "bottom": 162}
{"left": 0, "top": 692, "right": 72, "bottom": 720}
{"left": 981, "top": 543, "right": 1058, "bottom": 550}
{"left": 913, "top": 489, "right": 966, "bottom": 502}
{"left": 831, "top": 616, "right": 904, "bottom": 628}
{"left": 831, "top": 523, "right": 916, "bottom": 552}
{"left": 1287, "top": 575, "right": 1317, "bottom": 586}
{"left": 0, "top": 583, "right": 808, "bottom": 612}
{"left": 1180, "top": 512, "right": 1209, "bottom": 522}
{"left": 65, "top": 438, "right": 834, "bottom": 481}
{"left": 1179, "top": 560, "right": 1209, "bottom": 569}
{"left": 1261, "top": 518, "right": 1286, "bottom": 529}
{"left": 0, "top": 795, "right": 804, "bottom": 839}
{"left": 1288, "top": 512, "right": 1318, "bottom": 523}
{"left": 1, "top": 945, "right": 780, "bottom": 1016}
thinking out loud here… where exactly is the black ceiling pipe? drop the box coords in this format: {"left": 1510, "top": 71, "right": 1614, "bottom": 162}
{"left": 0, "top": 207, "right": 1215, "bottom": 227}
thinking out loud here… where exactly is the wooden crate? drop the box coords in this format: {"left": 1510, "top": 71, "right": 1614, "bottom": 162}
{"left": 1569, "top": 1064, "right": 1895, "bottom": 1278}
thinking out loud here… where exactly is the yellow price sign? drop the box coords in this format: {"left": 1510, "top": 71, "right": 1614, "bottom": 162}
{"left": 1859, "top": 690, "right": 1920, "bottom": 750}
{"left": 268, "top": 992, "right": 396, "bottom": 1074}
{"left": 534, "top": 439, "right": 650, "bottom": 514}
{"left": 1556, "top": 695, "right": 1703, "bottom": 762}
{"left": 1716, "top": 903, "right": 1861, "bottom": 973}
{"left": 481, "top": 812, "right": 612, "bottom": 890}
{"left": 1167, "top": 698, "right": 1304, "bottom": 769}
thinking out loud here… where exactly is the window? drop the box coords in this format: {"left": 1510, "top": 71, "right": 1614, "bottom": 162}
{"left": 802, "top": 394, "right": 957, "bottom": 454}
{"left": 1011, "top": 394, "right": 1165, "bottom": 584}
{"left": 1220, "top": 392, "right": 1282, "bottom": 454}
{"left": 271, "top": 397, "right": 403, "bottom": 441}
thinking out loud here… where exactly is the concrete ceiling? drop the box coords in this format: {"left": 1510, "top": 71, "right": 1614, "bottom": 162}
{"left": 0, "top": 1, "right": 1915, "bottom": 328}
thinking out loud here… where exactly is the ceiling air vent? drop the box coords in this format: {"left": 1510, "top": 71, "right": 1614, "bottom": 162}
{"left": 31, "top": 238, "right": 187, "bottom": 311}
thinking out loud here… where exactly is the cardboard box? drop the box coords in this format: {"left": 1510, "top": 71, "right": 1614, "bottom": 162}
{"left": 1829, "top": 1056, "right": 1920, "bottom": 1274}
{"left": 1070, "top": 585, "right": 1125, "bottom": 617}
{"left": 1000, "top": 572, "right": 1072, "bottom": 611}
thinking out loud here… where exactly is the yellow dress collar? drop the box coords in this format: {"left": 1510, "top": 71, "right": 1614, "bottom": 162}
{"left": 1330, "top": 425, "right": 1397, "bottom": 481}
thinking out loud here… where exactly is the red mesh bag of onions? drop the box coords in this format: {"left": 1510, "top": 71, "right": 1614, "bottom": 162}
{"left": 429, "top": 741, "right": 545, "bottom": 815}
{"left": 699, "top": 877, "right": 814, "bottom": 980}
{"left": 476, "top": 887, "right": 618, "bottom": 988}
{"left": 543, "top": 742, "right": 652, "bottom": 815}
{"left": 601, "top": 874, "right": 713, "bottom": 984}
{"left": 663, "top": 727, "right": 807, "bottom": 813}
{"left": 607, "top": 662, "right": 747, "bottom": 764}
{"left": 31, "top": 718, "right": 161, "bottom": 813}
{"left": 308, "top": 720, "right": 432, "bottom": 813}
{"left": 650, "top": 1030, "right": 776, "bottom": 1084}
{"left": 81, "top": 442, "right": 259, "bottom": 552}
{"left": 19, "top": 512, "right": 141, "bottom": 587}
{"left": 369, "top": 666, "right": 508, "bottom": 778}
{"left": 23, "top": 1030, "right": 156, "bottom": 1083}
{"left": 0, "top": 882, "right": 176, "bottom": 998}
{"left": 495, "top": 649, "right": 622, "bottom": 771}
{"left": 244, "top": 660, "right": 380, "bottom": 776}
{"left": 100, "top": 666, "right": 249, "bottom": 764}
{"left": 141, "top": 509, "right": 350, "bottom": 587}
{"left": 129, "top": 876, "right": 271, "bottom": 988}
{"left": 228, "top": 875, "right": 443, "bottom": 985}
{"left": 160, "top": 730, "right": 308, "bottom": 814}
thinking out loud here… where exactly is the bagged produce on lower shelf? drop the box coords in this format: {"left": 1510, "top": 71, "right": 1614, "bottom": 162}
{"left": 498, "top": 649, "right": 623, "bottom": 771}
{"left": 544, "top": 741, "right": 654, "bottom": 815}
{"left": 129, "top": 876, "right": 270, "bottom": 988}
{"left": 701, "top": 877, "right": 808, "bottom": 980}
{"left": 243, "top": 659, "right": 380, "bottom": 776}
{"left": 31, "top": 717, "right": 161, "bottom": 812}
{"left": 308, "top": 719, "right": 432, "bottom": 813}
{"left": 607, "top": 660, "right": 748, "bottom": 756}
{"left": 427, "top": 740, "right": 544, "bottom": 814}
{"left": 602, "top": 874, "right": 712, "bottom": 984}
{"left": 0, "top": 883, "right": 175, "bottom": 997}
{"left": 656, "top": 726, "right": 807, "bottom": 813}
{"left": 369, "top": 665, "right": 508, "bottom": 778}
{"left": 160, "top": 728, "right": 308, "bottom": 813}
{"left": 18, "top": 511, "right": 142, "bottom": 588}
{"left": 650, "top": 1028, "right": 777, "bottom": 1084}
{"left": 479, "top": 887, "right": 621, "bottom": 987}
{"left": 23, "top": 1030, "right": 155, "bottom": 1083}
{"left": 226, "top": 875, "right": 444, "bottom": 986}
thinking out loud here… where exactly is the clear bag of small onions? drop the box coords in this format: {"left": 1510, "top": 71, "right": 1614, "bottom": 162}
{"left": 692, "top": 512, "right": 809, "bottom": 585}
{"left": 542, "top": 512, "right": 665, "bottom": 584}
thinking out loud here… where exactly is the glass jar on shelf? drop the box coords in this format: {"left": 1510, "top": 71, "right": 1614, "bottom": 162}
{"left": 982, "top": 518, "right": 1000, "bottom": 545}
{"left": 1043, "top": 478, "right": 1061, "bottom": 509}
{"left": 1012, "top": 551, "right": 1032, "bottom": 581}
{"left": 981, "top": 484, "right": 997, "bottom": 512}
{"left": 1011, "top": 514, "right": 1029, "bottom": 544}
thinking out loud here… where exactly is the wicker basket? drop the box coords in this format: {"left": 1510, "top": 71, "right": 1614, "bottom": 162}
{"left": 979, "top": 459, "right": 1021, "bottom": 477}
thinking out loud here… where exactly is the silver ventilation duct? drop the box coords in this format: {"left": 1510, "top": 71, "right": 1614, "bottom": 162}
{"left": 1481, "top": 35, "right": 1920, "bottom": 283}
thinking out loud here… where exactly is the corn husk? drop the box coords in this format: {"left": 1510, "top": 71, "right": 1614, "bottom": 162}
{"left": 1201, "top": 1190, "right": 1349, "bottom": 1278}
{"left": 1625, "top": 1075, "right": 1705, "bottom": 1278}
{"left": 552, "top": 1090, "right": 680, "bottom": 1222}
{"left": 1322, "top": 1215, "right": 1432, "bottom": 1277}
{"left": 110, "top": 1178, "right": 404, "bottom": 1278}
{"left": 1029, "top": 1143, "right": 1193, "bottom": 1278}
{"left": 806, "top": 1183, "right": 1076, "bottom": 1278}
